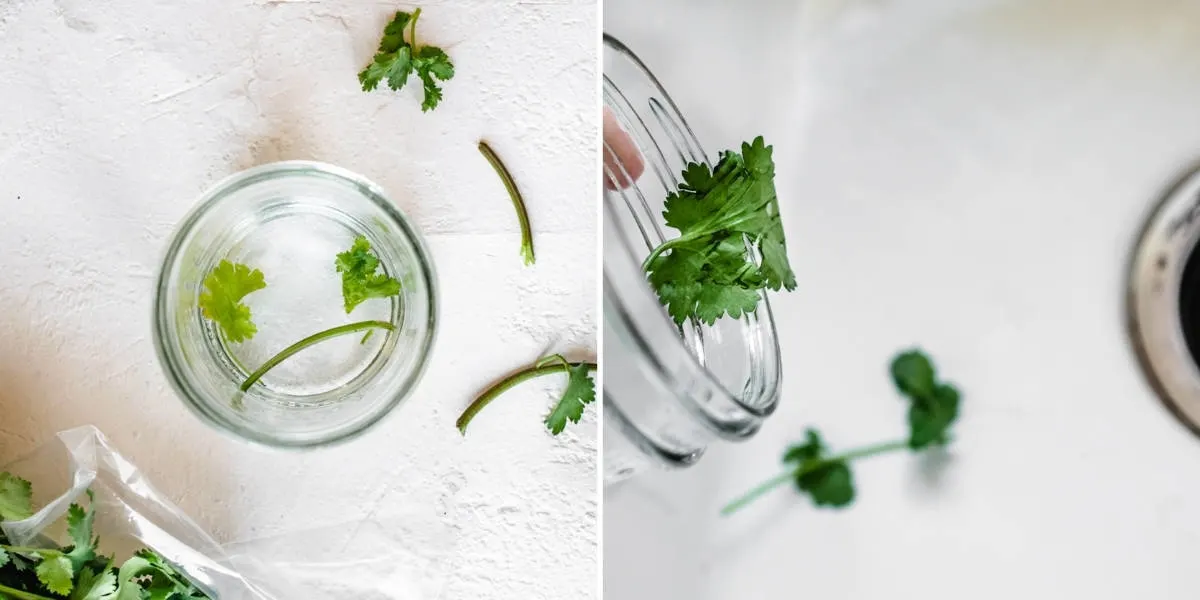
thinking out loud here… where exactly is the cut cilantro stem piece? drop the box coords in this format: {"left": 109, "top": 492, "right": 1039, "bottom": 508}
{"left": 721, "top": 349, "right": 960, "bottom": 516}
{"left": 456, "top": 354, "right": 596, "bottom": 435}
{"left": 642, "top": 137, "right": 796, "bottom": 325}
{"left": 720, "top": 438, "right": 909, "bottom": 516}
{"left": 478, "top": 141, "right": 535, "bottom": 265}
{"left": 240, "top": 320, "right": 395, "bottom": 392}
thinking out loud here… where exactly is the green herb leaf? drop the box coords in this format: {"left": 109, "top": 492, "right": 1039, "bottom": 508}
{"left": 335, "top": 236, "right": 401, "bottom": 314}
{"left": 544, "top": 362, "right": 597, "bottom": 435}
{"left": 35, "top": 555, "right": 73, "bottom": 595}
{"left": 114, "top": 556, "right": 152, "bottom": 600}
{"left": 645, "top": 136, "right": 796, "bottom": 325}
{"left": 65, "top": 498, "right": 96, "bottom": 572}
{"left": 722, "top": 349, "right": 961, "bottom": 516}
{"left": 783, "top": 430, "right": 855, "bottom": 508}
{"left": 0, "top": 473, "right": 34, "bottom": 521}
{"left": 359, "top": 9, "right": 455, "bottom": 111}
{"left": 0, "top": 548, "right": 9, "bottom": 569}
{"left": 891, "top": 349, "right": 960, "bottom": 449}
{"left": 198, "top": 260, "right": 266, "bottom": 343}
{"left": 70, "top": 565, "right": 117, "bottom": 600}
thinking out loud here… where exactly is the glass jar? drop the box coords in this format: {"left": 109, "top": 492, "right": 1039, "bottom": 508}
{"left": 603, "top": 35, "right": 784, "bottom": 483}
{"left": 153, "top": 161, "right": 438, "bottom": 448}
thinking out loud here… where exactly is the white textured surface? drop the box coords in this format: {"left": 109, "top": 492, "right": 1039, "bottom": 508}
{"left": 606, "top": 0, "right": 1200, "bottom": 598}
{"left": 0, "top": 1, "right": 597, "bottom": 599}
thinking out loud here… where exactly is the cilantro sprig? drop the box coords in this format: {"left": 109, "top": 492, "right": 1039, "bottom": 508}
{"left": 456, "top": 354, "right": 597, "bottom": 436}
{"left": 359, "top": 8, "right": 455, "bottom": 111}
{"left": 0, "top": 479, "right": 209, "bottom": 599}
{"left": 721, "top": 349, "right": 960, "bottom": 515}
{"left": 643, "top": 136, "right": 796, "bottom": 325}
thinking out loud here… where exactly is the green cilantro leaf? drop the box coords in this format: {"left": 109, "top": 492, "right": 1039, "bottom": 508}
{"left": 70, "top": 564, "right": 117, "bottom": 600}
{"left": 114, "top": 555, "right": 153, "bottom": 600}
{"left": 335, "top": 236, "right": 401, "bottom": 314}
{"left": 0, "top": 548, "right": 9, "bottom": 569}
{"left": 782, "top": 430, "right": 855, "bottom": 508}
{"left": 0, "top": 473, "right": 33, "bottom": 521}
{"left": 645, "top": 136, "right": 796, "bottom": 325}
{"left": 65, "top": 497, "right": 97, "bottom": 571}
{"left": 722, "top": 349, "right": 961, "bottom": 516}
{"left": 36, "top": 554, "right": 74, "bottom": 595}
{"left": 198, "top": 260, "right": 266, "bottom": 343}
{"left": 891, "top": 349, "right": 960, "bottom": 449}
{"left": 544, "top": 361, "right": 597, "bottom": 435}
{"left": 359, "top": 8, "right": 455, "bottom": 111}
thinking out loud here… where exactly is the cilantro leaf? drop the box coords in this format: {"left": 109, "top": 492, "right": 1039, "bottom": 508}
{"left": 198, "top": 260, "right": 266, "bottom": 343}
{"left": 891, "top": 349, "right": 960, "bottom": 449}
{"left": 782, "top": 430, "right": 856, "bottom": 508}
{"left": 645, "top": 136, "right": 796, "bottom": 325}
{"left": 114, "top": 556, "right": 153, "bottom": 600}
{"left": 335, "top": 236, "right": 401, "bottom": 314}
{"left": 359, "top": 8, "right": 455, "bottom": 111}
{"left": 36, "top": 554, "right": 74, "bottom": 595}
{"left": 544, "top": 362, "right": 596, "bottom": 435}
{"left": 70, "top": 565, "right": 117, "bottom": 600}
{"left": 0, "top": 548, "right": 9, "bottom": 569}
{"left": 65, "top": 497, "right": 97, "bottom": 572}
{"left": 0, "top": 473, "right": 33, "bottom": 521}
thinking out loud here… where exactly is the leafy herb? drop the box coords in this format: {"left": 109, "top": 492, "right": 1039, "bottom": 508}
{"left": 478, "top": 141, "right": 535, "bottom": 265}
{"left": 643, "top": 136, "right": 796, "bottom": 325}
{"left": 336, "top": 236, "right": 402, "bottom": 314}
{"left": 456, "top": 354, "right": 597, "bottom": 435}
{"left": 198, "top": 260, "right": 266, "bottom": 343}
{"left": 358, "top": 8, "right": 456, "bottom": 111}
{"left": 721, "top": 348, "right": 960, "bottom": 515}
{"left": 0, "top": 478, "right": 210, "bottom": 599}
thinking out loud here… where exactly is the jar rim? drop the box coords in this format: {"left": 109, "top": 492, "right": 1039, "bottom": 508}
{"left": 152, "top": 160, "right": 439, "bottom": 449}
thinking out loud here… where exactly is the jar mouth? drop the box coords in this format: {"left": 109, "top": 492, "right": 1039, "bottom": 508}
{"left": 153, "top": 160, "right": 438, "bottom": 449}
{"left": 602, "top": 34, "right": 783, "bottom": 447}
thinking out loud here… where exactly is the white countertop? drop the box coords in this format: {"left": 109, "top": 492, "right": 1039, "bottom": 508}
{"left": 605, "top": 0, "right": 1200, "bottom": 598}
{"left": 0, "top": 1, "right": 597, "bottom": 599}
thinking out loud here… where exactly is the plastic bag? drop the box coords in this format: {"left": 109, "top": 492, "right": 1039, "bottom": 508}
{"left": 1, "top": 426, "right": 453, "bottom": 599}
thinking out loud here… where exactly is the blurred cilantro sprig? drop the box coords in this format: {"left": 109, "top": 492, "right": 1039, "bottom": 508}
{"left": 721, "top": 349, "right": 961, "bottom": 515}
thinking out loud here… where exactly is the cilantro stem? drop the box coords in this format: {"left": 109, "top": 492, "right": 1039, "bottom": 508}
{"left": 0, "top": 583, "right": 55, "bottom": 600}
{"left": 478, "top": 141, "right": 536, "bottom": 265}
{"left": 456, "top": 360, "right": 597, "bottom": 434}
{"left": 720, "top": 439, "right": 909, "bottom": 516}
{"left": 239, "top": 320, "right": 395, "bottom": 392}
{"left": 409, "top": 7, "right": 422, "bottom": 50}
{"left": 0, "top": 545, "right": 59, "bottom": 556}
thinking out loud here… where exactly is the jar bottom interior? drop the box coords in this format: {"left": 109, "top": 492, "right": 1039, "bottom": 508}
{"left": 199, "top": 200, "right": 404, "bottom": 402}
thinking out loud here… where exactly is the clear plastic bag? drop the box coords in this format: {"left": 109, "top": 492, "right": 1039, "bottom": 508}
{"left": 1, "top": 426, "right": 453, "bottom": 599}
